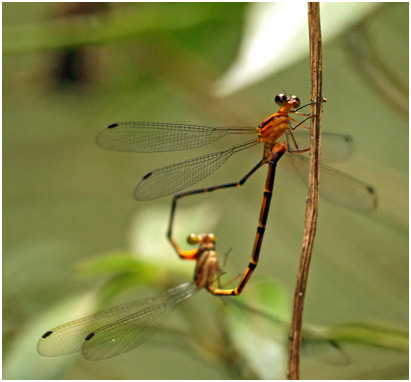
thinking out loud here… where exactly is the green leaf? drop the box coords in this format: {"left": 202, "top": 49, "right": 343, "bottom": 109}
{"left": 76, "top": 251, "right": 155, "bottom": 278}
{"left": 323, "top": 322, "right": 408, "bottom": 352}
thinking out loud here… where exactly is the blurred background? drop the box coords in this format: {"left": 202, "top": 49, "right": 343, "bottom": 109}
{"left": 3, "top": 3, "right": 408, "bottom": 379}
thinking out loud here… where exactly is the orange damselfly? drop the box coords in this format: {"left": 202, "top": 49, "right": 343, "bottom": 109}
{"left": 96, "top": 94, "right": 377, "bottom": 210}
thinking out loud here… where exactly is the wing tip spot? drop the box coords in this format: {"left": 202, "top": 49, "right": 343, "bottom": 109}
{"left": 42, "top": 330, "right": 53, "bottom": 339}
{"left": 107, "top": 123, "right": 118, "bottom": 128}
{"left": 142, "top": 172, "right": 152, "bottom": 180}
{"left": 367, "top": 185, "right": 376, "bottom": 194}
{"left": 85, "top": 332, "right": 95, "bottom": 341}
{"left": 367, "top": 186, "right": 378, "bottom": 210}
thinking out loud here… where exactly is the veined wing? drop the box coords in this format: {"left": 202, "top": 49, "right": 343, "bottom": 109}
{"left": 300, "top": 327, "right": 350, "bottom": 367}
{"left": 288, "top": 130, "right": 353, "bottom": 163}
{"left": 37, "top": 282, "right": 197, "bottom": 359}
{"left": 82, "top": 282, "right": 197, "bottom": 360}
{"left": 289, "top": 154, "right": 377, "bottom": 211}
{"left": 96, "top": 122, "right": 256, "bottom": 153}
{"left": 134, "top": 139, "right": 259, "bottom": 200}
{"left": 226, "top": 299, "right": 349, "bottom": 367}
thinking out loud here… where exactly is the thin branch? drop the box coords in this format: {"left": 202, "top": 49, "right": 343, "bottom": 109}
{"left": 287, "top": 3, "right": 323, "bottom": 379}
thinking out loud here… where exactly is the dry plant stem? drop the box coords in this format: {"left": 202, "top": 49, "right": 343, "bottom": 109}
{"left": 287, "top": 3, "right": 323, "bottom": 380}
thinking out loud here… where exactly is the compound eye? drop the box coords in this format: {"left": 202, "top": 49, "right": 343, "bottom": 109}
{"left": 293, "top": 96, "right": 300, "bottom": 108}
{"left": 208, "top": 233, "right": 217, "bottom": 243}
{"left": 187, "top": 233, "right": 199, "bottom": 245}
{"left": 275, "top": 94, "right": 287, "bottom": 106}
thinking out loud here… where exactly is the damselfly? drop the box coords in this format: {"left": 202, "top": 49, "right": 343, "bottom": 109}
{"left": 97, "top": 94, "right": 377, "bottom": 210}
{"left": 37, "top": 232, "right": 227, "bottom": 360}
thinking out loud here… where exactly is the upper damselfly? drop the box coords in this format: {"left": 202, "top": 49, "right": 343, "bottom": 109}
{"left": 97, "top": 94, "right": 377, "bottom": 210}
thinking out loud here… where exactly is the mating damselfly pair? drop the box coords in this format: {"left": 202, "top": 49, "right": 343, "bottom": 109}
{"left": 38, "top": 94, "right": 376, "bottom": 361}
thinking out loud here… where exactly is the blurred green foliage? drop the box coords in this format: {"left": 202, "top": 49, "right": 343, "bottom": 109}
{"left": 3, "top": 2, "right": 408, "bottom": 380}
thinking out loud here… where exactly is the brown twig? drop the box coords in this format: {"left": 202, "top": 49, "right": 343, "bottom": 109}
{"left": 287, "top": 3, "right": 323, "bottom": 379}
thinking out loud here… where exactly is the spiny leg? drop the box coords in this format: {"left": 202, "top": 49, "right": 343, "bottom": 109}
{"left": 286, "top": 127, "right": 311, "bottom": 154}
{"left": 286, "top": 114, "right": 315, "bottom": 153}
{"left": 167, "top": 159, "right": 266, "bottom": 259}
{"left": 294, "top": 101, "right": 314, "bottom": 113}
{"left": 289, "top": 115, "right": 314, "bottom": 131}
{"left": 291, "top": 112, "right": 311, "bottom": 117}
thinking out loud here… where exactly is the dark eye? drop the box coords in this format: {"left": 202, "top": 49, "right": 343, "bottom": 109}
{"left": 294, "top": 96, "right": 300, "bottom": 108}
{"left": 275, "top": 94, "right": 287, "bottom": 106}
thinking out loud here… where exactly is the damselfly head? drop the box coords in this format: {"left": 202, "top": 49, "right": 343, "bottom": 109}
{"left": 187, "top": 233, "right": 217, "bottom": 245}
{"left": 275, "top": 94, "right": 300, "bottom": 109}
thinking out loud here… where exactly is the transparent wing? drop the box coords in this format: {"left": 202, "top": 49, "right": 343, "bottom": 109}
{"left": 82, "top": 282, "right": 197, "bottom": 360}
{"left": 289, "top": 154, "right": 377, "bottom": 211}
{"left": 96, "top": 122, "right": 256, "bottom": 153}
{"left": 226, "top": 299, "right": 349, "bottom": 366}
{"left": 134, "top": 139, "right": 259, "bottom": 200}
{"left": 301, "top": 329, "right": 350, "bottom": 367}
{"left": 37, "top": 282, "right": 197, "bottom": 358}
{"left": 288, "top": 130, "right": 353, "bottom": 163}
